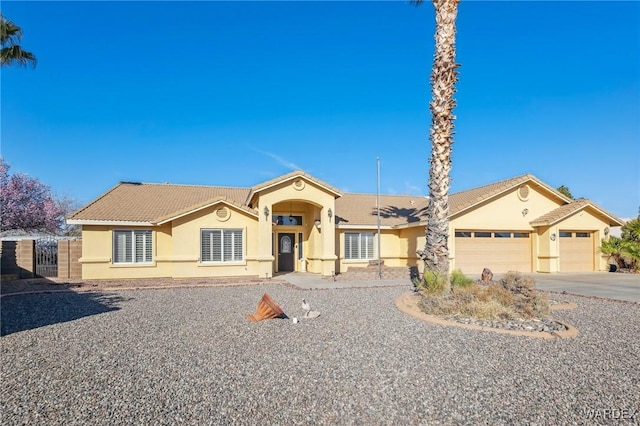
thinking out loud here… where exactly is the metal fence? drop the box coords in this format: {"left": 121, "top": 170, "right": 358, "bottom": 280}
{"left": 35, "top": 237, "right": 58, "bottom": 277}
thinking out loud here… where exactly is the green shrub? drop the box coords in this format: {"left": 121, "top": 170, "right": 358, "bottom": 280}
{"left": 413, "top": 269, "right": 472, "bottom": 294}
{"left": 599, "top": 218, "right": 640, "bottom": 272}
{"left": 450, "top": 269, "right": 474, "bottom": 288}
{"left": 415, "top": 270, "right": 448, "bottom": 294}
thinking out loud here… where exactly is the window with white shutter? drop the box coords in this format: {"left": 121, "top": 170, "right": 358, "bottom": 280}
{"left": 345, "top": 232, "right": 375, "bottom": 260}
{"left": 113, "top": 230, "right": 152, "bottom": 264}
{"left": 201, "top": 229, "right": 243, "bottom": 262}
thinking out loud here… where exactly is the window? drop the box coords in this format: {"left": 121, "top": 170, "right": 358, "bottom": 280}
{"left": 113, "top": 230, "right": 152, "bottom": 263}
{"left": 513, "top": 232, "right": 530, "bottom": 238}
{"left": 455, "top": 231, "right": 471, "bottom": 237}
{"left": 494, "top": 232, "right": 511, "bottom": 238}
{"left": 576, "top": 232, "right": 590, "bottom": 238}
{"left": 559, "top": 231, "right": 572, "bottom": 238}
{"left": 201, "top": 229, "right": 243, "bottom": 262}
{"left": 298, "top": 232, "right": 303, "bottom": 260}
{"left": 274, "top": 215, "right": 303, "bottom": 226}
{"left": 345, "top": 232, "right": 375, "bottom": 260}
{"left": 474, "top": 232, "right": 491, "bottom": 238}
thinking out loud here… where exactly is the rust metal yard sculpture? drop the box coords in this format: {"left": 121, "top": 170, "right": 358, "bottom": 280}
{"left": 247, "top": 293, "right": 286, "bottom": 322}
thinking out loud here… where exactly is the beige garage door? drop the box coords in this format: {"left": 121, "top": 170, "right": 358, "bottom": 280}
{"left": 559, "top": 231, "right": 594, "bottom": 272}
{"left": 454, "top": 231, "right": 532, "bottom": 275}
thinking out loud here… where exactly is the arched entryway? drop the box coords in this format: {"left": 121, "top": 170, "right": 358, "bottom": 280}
{"left": 271, "top": 200, "right": 318, "bottom": 273}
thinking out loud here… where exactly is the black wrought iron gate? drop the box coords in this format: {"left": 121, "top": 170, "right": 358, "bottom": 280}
{"left": 35, "top": 238, "right": 58, "bottom": 277}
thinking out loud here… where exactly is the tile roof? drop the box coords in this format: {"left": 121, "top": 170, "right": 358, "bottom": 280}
{"left": 335, "top": 174, "right": 544, "bottom": 227}
{"left": 335, "top": 193, "right": 429, "bottom": 227}
{"left": 68, "top": 183, "right": 251, "bottom": 223}
{"left": 154, "top": 196, "right": 258, "bottom": 224}
{"left": 248, "top": 170, "right": 342, "bottom": 200}
{"left": 529, "top": 199, "right": 623, "bottom": 226}
{"left": 448, "top": 173, "right": 572, "bottom": 217}
{"left": 68, "top": 172, "right": 623, "bottom": 228}
{"left": 449, "top": 174, "right": 525, "bottom": 216}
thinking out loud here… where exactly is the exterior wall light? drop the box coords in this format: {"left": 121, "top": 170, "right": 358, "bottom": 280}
{"left": 550, "top": 233, "right": 557, "bottom": 241}
{"left": 328, "top": 208, "right": 333, "bottom": 222}
{"left": 263, "top": 206, "right": 269, "bottom": 220}
{"left": 522, "top": 208, "right": 529, "bottom": 217}
{"left": 314, "top": 219, "right": 321, "bottom": 229}
{"left": 604, "top": 227, "right": 610, "bottom": 236}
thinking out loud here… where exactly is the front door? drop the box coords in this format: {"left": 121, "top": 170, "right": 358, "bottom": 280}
{"left": 278, "top": 233, "right": 295, "bottom": 272}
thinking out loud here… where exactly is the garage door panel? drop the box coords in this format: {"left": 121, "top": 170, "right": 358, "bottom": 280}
{"left": 559, "top": 231, "right": 593, "bottom": 272}
{"left": 455, "top": 231, "right": 531, "bottom": 275}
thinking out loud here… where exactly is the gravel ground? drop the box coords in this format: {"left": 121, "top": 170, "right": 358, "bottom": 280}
{"left": 1, "top": 285, "right": 639, "bottom": 425}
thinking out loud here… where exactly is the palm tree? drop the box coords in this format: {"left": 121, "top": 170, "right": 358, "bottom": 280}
{"left": 621, "top": 242, "right": 640, "bottom": 272}
{"left": 1, "top": 13, "right": 37, "bottom": 68}
{"left": 599, "top": 236, "right": 627, "bottom": 269}
{"left": 413, "top": 0, "right": 461, "bottom": 292}
{"left": 621, "top": 216, "right": 640, "bottom": 242}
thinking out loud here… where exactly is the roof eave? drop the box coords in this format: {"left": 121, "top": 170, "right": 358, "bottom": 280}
{"left": 393, "top": 221, "right": 427, "bottom": 229}
{"left": 530, "top": 202, "right": 626, "bottom": 227}
{"left": 450, "top": 174, "right": 572, "bottom": 219}
{"left": 336, "top": 224, "right": 394, "bottom": 230}
{"left": 155, "top": 199, "right": 258, "bottom": 225}
{"left": 248, "top": 172, "right": 342, "bottom": 205}
{"left": 66, "top": 219, "right": 156, "bottom": 226}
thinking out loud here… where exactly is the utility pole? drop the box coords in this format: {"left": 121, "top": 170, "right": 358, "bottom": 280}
{"left": 377, "top": 157, "right": 381, "bottom": 280}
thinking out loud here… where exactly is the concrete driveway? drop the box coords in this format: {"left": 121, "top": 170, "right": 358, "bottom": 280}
{"left": 278, "top": 271, "right": 640, "bottom": 302}
{"left": 527, "top": 272, "right": 639, "bottom": 303}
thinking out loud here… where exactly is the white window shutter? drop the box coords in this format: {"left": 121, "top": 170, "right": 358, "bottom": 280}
{"left": 212, "top": 230, "right": 222, "bottom": 261}
{"left": 114, "top": 230, "right": 151, "bottom": 263}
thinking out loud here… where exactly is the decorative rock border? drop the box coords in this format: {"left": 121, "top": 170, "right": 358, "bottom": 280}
{"left": 394, "top": 292, "right": 578, "bottom": 339}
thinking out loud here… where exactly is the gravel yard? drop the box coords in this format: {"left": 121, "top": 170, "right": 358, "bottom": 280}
{"left": 1, "top": 284, "right": 639, "bottom": 425}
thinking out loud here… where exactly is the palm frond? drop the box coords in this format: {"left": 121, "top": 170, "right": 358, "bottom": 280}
{"left": 621, "top": 217, "right": 640, "bottom": 242}
{"left": 621, "top": 241, "right": 640, "bottom": 262}
{"left": 0, "top": 14, "right": 23, "bottom": 46}
{"left": 0, "top": 14, "right": 36, "bottom": 68}
{"left": 1, "top": 45, "right": 37, "bottom": 68}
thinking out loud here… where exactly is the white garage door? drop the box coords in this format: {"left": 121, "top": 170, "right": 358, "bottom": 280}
{"left": 559, "top": 231, "right": 594, "bottom": 272}
{"left": 455, "top": 231, "right": 532, "bottom": 275}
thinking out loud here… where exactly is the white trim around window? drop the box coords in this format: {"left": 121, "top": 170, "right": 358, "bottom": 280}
{"left": 344, "top": 232, "right": 376, "bottom": 260}
{"left": 201, "top": 229, "right": 244, "bottom": 263}
{"left": 113, "top": 230, "right": 153, "bottom": 264}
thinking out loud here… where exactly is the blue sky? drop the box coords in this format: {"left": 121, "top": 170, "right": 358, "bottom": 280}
{"left": 2, "top": 1, "right": 639, "bottom": 218}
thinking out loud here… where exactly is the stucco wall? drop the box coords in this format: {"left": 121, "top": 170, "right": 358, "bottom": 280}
{"left": 398, "top": 227, "right": 423, "bottom": 271}
{"left": 170, "top": 205, "right": 259, "bottom": 278}
{"left": 451, "top": 186, "right": 562, "bottom": 231}
{"left": 536, "top": 209, "right": 611, "bottom": 272}
{"left": 270, "top": 201, "right": 315, "bottom": 273}
{"left": 78, "top": 177, "right": 340, "bottom": 279}
{"left": 257, "top": 179, "right": 337, "bottom": 276}
{"left": 336, "top": 229, "right": 407, "bottom": 273}
{"left": 77, "top": 176, "right": 618, "bottom": 279}
{"left": 80, "top": 224, "right": 173, "bottom": 279}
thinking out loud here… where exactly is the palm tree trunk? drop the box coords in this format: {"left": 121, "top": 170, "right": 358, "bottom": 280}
{"left": 419, "top": 0, "right": 460, "bottom": 290}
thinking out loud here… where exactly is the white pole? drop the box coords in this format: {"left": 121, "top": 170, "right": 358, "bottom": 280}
{"left": 377, "top": 157, "right": 381, "bottom": 280}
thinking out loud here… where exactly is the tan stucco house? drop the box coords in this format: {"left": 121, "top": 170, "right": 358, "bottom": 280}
{"left": 67, "top": 171, "right": 624, "bottom": 280}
